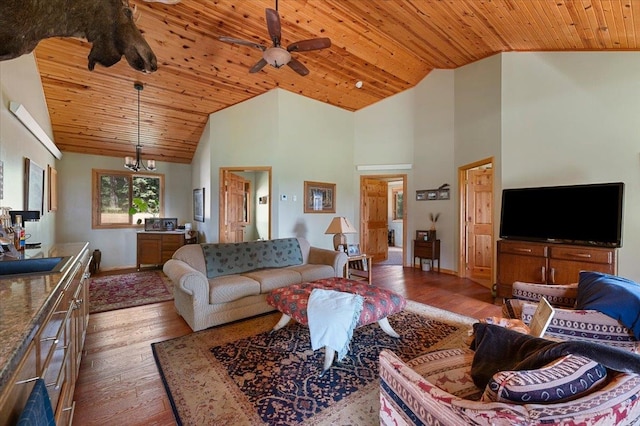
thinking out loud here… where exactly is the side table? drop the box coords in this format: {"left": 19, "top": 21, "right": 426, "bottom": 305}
{"left": 413, "top": 239, "right": 440, "bottom": 272}
{"left": 345, "top": 253, "right": 373, "bottom": 284}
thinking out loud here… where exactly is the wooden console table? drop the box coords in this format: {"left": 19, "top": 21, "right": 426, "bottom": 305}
{"left": 413, "top": 239, "right": 441, "bottom": 272}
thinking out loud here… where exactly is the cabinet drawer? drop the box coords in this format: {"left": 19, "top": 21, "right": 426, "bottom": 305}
{"left": 498, "top": 241, "right": 547, "bottom": 257}
{"left": 162, "top": 234, "right": 184, "bottom": 251}
{"left": 138, "top": 234, "right": 161, "bottom": 241}
{"left": 550, "top": 246, "right": 613, "bottom": 265}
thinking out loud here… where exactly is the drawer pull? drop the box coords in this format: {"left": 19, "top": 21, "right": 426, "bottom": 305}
{"left": 513, "top": 248, "right": 532, "bottom": 253}
{"left": 541, "top": 266, "right": 546, "bottom": 282}
{"left": 568, "top": 253, "right": 592, "bottom": 259}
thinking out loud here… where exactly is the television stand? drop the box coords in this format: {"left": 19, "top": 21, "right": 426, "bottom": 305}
{"left": 496, "top": 239, "right": 617, "bottom": 298}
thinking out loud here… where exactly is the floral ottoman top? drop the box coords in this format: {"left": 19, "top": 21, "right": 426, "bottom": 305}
{"left": 267, "top": 277, "right": 406, "bottom": 327}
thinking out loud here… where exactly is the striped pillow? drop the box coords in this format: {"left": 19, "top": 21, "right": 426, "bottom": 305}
{"left": 481, "top": 354, "right": 607, "bottom": 404}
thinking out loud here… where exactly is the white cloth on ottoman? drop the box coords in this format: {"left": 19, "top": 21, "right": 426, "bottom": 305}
{"left": 307, "top": 288, "right": 364, "bottom": 360}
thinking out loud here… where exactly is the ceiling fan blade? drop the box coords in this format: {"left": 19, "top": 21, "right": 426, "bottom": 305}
{"left": 287, "top": 37, "right": 331, "bottom": 52}
{"left": 287, "top": 58, "right": 309, "bottom": 76}
{"left": 265, "top": 8, "right": 281, "bottom": 46}
{"left": 249, "top": 58, "right": 268, "bottom": 73}
{"left": 219, "top": 36, "right": 266, "bottom": 51}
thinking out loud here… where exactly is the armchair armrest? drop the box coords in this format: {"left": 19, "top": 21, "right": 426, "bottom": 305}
{"left": 308, "top": 247, "right": 348, "bottom": 276}
{"left": 163, "top": 258, "right": 209, "bottom": 302}
{"left": 520, "top": 302, "right": 639, "bottom": 351}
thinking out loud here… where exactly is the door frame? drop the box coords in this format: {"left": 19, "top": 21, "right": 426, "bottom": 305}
{"left": 457, "top": 157, "right": 494, "bottom": 283}
{"left": 219, "top": 166, "right": 272, "bottom": 242}
{"left": 359, "top": 174, "right": 408, "bottom": 266}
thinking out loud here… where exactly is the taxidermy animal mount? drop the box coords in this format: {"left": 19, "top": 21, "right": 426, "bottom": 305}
{"left": 0, "top": 0, "right": 179, "bottom": 73}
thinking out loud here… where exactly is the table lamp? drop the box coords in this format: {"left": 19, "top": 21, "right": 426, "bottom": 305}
{"left": 325, "top": 217, "right": 357, "bottom": 251}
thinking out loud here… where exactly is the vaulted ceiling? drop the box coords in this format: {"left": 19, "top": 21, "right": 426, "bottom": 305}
{"left": 32, "top": 0, "right": 640, "bottom": 165}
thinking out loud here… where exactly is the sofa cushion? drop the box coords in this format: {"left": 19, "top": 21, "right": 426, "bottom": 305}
{"left": 201, "top": 238, "right": 303, "bottom": 279}
{"left": 209, "top": 275, "right": 261, "bottom": 304}
{"left": 287, "top": 264, "right": 335, "bottom": 283}
{"left": 481, "top": 354, "right": 607, "bottom": 404}
{"left": 243, "top": 268, "right": 303, "bottom": 293}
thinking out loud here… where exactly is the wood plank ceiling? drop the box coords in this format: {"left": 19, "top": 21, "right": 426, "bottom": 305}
{"left": 32, "top": 0, "right": 640, "bottom": 165}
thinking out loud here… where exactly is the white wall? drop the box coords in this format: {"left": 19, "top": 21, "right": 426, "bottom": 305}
{"left": 204, "top": 89, "right": 354, "bottom": 249}
{"left": 411, "top": 70, "right": 456, "bottom": 268}
{"left": 354, "top": 88, "right": 418, "bottom": 262}
{"left": 0, "top": 54, "right": 56, "bottom": 247}
{"left": 501, "top": 52, "right": 640, "bottom": 280}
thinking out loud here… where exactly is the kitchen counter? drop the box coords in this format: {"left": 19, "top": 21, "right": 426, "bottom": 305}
{"left": 0, "top": 242, "right": 89, "bottom": 393}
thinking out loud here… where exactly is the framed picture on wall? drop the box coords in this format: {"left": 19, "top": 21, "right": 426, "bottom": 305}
{"left": 193, "top": 188, "right": 205, "bottom": 222}
{"left": 303, "top": 181, "right": 336, "bottom": 213}
{"left": 24, "top": 158, "right": 45, "bottom": 215}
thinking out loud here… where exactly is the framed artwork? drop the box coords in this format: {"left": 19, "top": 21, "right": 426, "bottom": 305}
{"left": 24, "top": 158, "right": 45, "bottom": 215}
{"left": 347, "top": 243, "right": 361, "bottom": 256}
{"left": 193, "top": 188, "right": 205, "bottom": 222}
{"left": 416, "top": 230, "right": 429, "bottom": 240}
{"left": 304, "top": 181, "right": 336, "bottom": 213}
{"left": 48, "top": 165, "right": 58, "bottom": 212}
{"left": 438, "top": 189, "right": 450, "bottom": 200}
{"left": 416, "top": 189, "right": 438, "bottom": 201}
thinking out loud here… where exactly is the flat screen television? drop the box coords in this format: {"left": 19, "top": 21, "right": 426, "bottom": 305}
{"left": 499, "top": 182, "right": 624, "bottom": 247}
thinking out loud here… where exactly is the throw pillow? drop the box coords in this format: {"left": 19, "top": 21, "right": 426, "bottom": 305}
{"left": 481, "top": 354, "right": 607, "bottom": 404}
{"left": 577, "top": 271, "right": 640, "bottom": 339}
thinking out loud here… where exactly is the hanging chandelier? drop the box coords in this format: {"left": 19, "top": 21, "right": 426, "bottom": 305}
{"left": 124, "top": 82, "right": 156, "bottom": 172}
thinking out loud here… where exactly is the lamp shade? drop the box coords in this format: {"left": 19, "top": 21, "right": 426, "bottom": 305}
{"left": 325, "top": 217, "right": 357, "bottom": 251}
{"left": 325, "top": 217, "right": 357, "bottom": 235}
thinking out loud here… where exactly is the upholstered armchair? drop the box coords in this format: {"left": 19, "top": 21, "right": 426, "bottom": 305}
{"left": 503, "top": 281, "right": 639, "bottom": 351}
{"left": 379, "top": 347, "right": 640, "bottom": 425}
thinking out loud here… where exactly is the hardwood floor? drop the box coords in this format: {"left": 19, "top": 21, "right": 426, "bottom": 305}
{"left": 73, "top": 265, "right": 502, "bottom": 425}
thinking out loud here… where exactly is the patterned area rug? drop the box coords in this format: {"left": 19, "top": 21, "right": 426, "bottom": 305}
{"left": 89, "top": 270, "right": 174, "bottom": 313}
{"left": 152, "top": 301, "right": 476, "bottom": 425}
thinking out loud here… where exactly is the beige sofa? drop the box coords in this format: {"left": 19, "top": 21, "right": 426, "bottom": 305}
{"left": 163, "top": 237, "right": 347, "bottom": 331}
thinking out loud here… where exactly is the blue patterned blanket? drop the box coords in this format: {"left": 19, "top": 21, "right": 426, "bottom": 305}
{"left": 201, "top": 238, "right": 303, "bottom": 279}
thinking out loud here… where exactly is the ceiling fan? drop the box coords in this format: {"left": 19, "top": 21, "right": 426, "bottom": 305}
{"left": 218, "top": 2, "right": 331, "bottom": 76}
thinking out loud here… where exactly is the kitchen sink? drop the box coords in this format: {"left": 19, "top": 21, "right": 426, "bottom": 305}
{"left": 0, "top": 256, "right": 73, "bottom": 277}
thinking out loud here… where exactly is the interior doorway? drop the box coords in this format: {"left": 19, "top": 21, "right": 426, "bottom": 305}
{"left": 359, "top": 174, "right": 408, "bottom": 266}
{"left": 219, "top": 166, "right": 272, "bottom": 243}
{"left": 458, "top": 158, "right": 494, "bottom": 287}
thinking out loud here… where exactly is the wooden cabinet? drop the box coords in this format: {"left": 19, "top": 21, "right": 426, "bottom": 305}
{"left": 0, "top": 243, "right": 91, "bottom": 426}
{"left": 496, "top": 240, "right": 617, "bottom": 298}
{"left": 136, "top": 232, "right": 186, "bottom": 270}
{"left": 413, "top": 239, "right": 441, "bottom": 272}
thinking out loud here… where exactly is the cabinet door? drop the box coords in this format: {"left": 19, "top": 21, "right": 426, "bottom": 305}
{"left": 137, "top": 234, "right": 162, "bottom": 266}
{"left": 548, "top": 259, "right": 615, "bottom": 285}
{"left": 161, "top": 234, "right": 184, "bottom": 263}
{"left": 496, "top": 253, "right": 547, "bottom": 297}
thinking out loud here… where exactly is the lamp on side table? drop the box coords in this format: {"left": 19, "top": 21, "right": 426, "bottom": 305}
{"left": 325, "top": 217, "right": 357, "bottom": 251}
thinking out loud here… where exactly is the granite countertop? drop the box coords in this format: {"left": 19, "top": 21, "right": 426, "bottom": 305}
{"left": 0, "top": 242, "right": 89, "bottom": 393}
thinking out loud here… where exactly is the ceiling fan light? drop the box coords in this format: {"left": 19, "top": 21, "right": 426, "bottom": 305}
{"left": 263, "top": 47, "right": 291, "bottom": 68}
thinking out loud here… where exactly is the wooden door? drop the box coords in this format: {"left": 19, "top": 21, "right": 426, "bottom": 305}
{"left": 466, "top": 168, "right": 493, "bottom": 282}
{"left": 222, "top": 171, "right": 247, "bottom": 243}
{"left": 361, "top": 178, "right": 388, "bottom": 262}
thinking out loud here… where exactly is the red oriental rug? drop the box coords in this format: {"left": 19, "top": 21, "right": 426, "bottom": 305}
{"left": 89, "top": 270, "right": 174, "bottom": 313}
